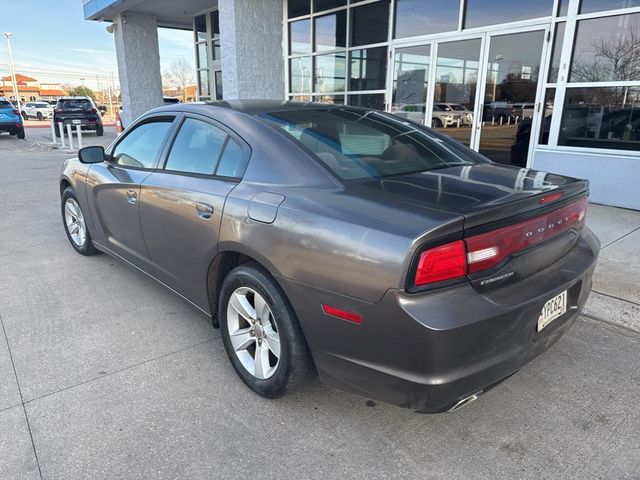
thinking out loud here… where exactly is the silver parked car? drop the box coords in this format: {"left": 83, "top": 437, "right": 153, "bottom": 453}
{"left": 60, "top": 101, "right": 598, "bottom": 412}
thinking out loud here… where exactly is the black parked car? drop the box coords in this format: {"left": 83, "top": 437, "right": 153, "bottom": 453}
{"left": 54, "top": 96, "right": 103, "bottom": 136}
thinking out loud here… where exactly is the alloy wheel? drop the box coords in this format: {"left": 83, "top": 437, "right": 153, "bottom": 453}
{"left": 226, "top": 287, "right": 281, "bottom": 380}
{"left": 64, "top": 198, "right": 87, "bottom": 247}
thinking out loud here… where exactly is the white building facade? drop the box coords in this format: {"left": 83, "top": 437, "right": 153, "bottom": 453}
{"left": 84, "top": 0, "right": 640, "bottom": 209}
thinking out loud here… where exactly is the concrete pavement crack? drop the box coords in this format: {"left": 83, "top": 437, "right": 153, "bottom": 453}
{"left": 0, "top": 314, "right": 44, "bottom": 480}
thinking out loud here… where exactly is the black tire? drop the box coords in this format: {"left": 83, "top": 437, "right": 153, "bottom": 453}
{"left": 37, "top": 112, "right": 43, "bottom": 121}
{"left": 219, "top": 263, "right": 313, "bottom": 398}
{"left": 54, "top": 124, "right": 61, "bottom": 137}
{"left": 96, "top": 125, "right": 104, "bottom": 136}
{"left": 61, "top": 187, "right": 99, "bottom": 256}
{"left": 432, "top": 118, "right": 443, "bottom": 128}
{"left": 21, "top": 111, "right": 28, "bottom": 120}
{"left": 16, "top": 128, "right": 25, "bottom": 140}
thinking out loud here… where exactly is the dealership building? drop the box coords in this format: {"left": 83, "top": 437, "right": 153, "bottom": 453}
{"left": 83, "top": 0, "right": 640, "bottom": 210}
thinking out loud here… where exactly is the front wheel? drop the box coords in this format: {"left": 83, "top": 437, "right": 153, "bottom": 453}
{"left": 37, "top": 112, "right": 43, "bottom": 121}
{"left": 61, "top": 188, "right": 99, "bottom": 256}
{"left": 21, "top": 112, "right": 28, "bottom": 120}
{"left": 432, "top": 118, "right": 443, "bottom": 128}
{"left": 219, "top": 264, "right": 313, "bottom": 398}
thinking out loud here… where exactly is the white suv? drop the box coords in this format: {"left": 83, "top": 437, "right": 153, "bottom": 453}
{"left": 22, "top": 101, "right": 54, "bottom": 121}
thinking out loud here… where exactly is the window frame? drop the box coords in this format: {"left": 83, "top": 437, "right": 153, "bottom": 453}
{"left": 158, "top": 112, "right": 252, "bottom": 182}
{"left": 106, "top": 114, "right": 178, "bottom": 172}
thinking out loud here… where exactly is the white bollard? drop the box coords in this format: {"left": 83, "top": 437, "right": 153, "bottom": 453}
{"left": 491, "top": 116, "right": 495, "bottom": 126}
{"left": 66, "top": 124, "right": 74, "bottom": 151}
{"left": 457, "top": 118, "right": 461, "bottom": 128}
{"left": 499, "top": 116, "right": 503, "bottom": 126}
{"left": 50, "top": 119, "right": 57, "bottom": 145}
{"left": 58, "top": 123, "right": 66, "bottom": 149}
{"left": 515, "top": 116, "right": 520, "bottom": 124}
{"left": 76, "top": 125, "right": 83, "bottom": 150}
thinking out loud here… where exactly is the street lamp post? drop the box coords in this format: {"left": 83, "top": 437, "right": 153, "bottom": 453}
{"left": 4, "top": 32, "right": 22, "bottom": 112}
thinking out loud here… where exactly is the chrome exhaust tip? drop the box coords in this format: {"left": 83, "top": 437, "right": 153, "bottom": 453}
{"left": 447, "top": 390, "right": 483, "bottom": 412}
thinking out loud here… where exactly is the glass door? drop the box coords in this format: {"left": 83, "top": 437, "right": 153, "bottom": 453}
{"left": 389, "top": 45, "right": 431, "bottom": 124}
{"left": 476, "top": 29, "right": 548, "bottom": 166}
{"left": 431, "top": 38, "right": 482, "bottom": 147}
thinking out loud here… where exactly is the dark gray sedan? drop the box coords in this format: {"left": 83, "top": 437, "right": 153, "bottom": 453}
{"left": 59, "top": 101, "right": 599, "bottom": 412}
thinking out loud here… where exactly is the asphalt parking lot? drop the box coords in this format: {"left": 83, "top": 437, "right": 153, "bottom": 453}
{"left": 1, "top": 128, "right": 640, "bottom": 479}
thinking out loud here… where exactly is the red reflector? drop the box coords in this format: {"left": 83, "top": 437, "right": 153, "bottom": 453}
{"left": 322, "top": 304, "right": 362, "bottom": 324}
{"left": 414, "top": 240, "right": 467, "bottom": 286}
{"left": 465, "top": 197, "right": 588, "bottom": 274}
{"left": 539, "top": 192, "right": 563, "bottom": 204}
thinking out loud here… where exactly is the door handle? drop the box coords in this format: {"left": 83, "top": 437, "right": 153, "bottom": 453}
{"left": 126, "top": 189, "right": 137, "bottom": 204}
{"left": 195, "top": 202, "right": 214, "bottom": 219}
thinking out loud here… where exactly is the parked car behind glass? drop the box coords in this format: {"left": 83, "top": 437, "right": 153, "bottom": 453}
{"left": 0, "top": 98, "right": 25, "bottom": 139}
{"left": 22, "top": 101, "right": 54, "bottom": 121}
{"left": 54, "top": 96, "right": 104, "bottom": 137}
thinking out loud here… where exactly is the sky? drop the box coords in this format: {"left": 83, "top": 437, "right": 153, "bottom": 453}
{"left": 0, "top": 0, "right": 195, "bottom": 91}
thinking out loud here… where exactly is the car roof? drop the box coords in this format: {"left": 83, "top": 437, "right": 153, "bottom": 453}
{"left": 150, "top": 99, "right": 365, "bottom": 116}
{"left": 58, "top": 96, "right": 92, "bottom": 100}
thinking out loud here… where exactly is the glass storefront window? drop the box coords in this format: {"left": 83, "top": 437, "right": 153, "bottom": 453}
{"left": 290, "top": 95, "right": 311, "bottom": 102}
{"left": 197, "top": 43, "right": 208, "bottom": 69}
{"left": 211, "top": 11, "right": 221, "bottom": 60}
{"left": 290, "top": 57, "right": 312, "bottom": 93}
{"left": 348, "top": 93, "right": 385, "bottom": 110}
{"left": 548, "top": 22, "right": 565, "bottom": 83}
{"left": 570, "top": 13, "right": 640, "bottom": 83}
{"left": 350, "top": 0, "right": 390, "bottom": 46}
{"left": 558, "top": 87, "right": 640, "bottom": 151}
{"left": 394, "top": 0, "right": 460, "bottom": 39}
{"left": 195, "top": 15, "right": 206, "bottom": 42}
{"left": 464, "top": 0, "right": 554, "bottom": 29}
{"left": 391, "top": 45, "right": 431, "bottom": 124}
{"left": 198, "top": 70, "right": 210, "bottom": 97}
{"left": 314, "top": 53, "right": 347, "bottom": 92}
{"left": 538, "top": 88, "right": 555, "bottom": 145}
{"left": 312, "top": 94, "right": 345, "bottom": 104}
{"left": 349, "top": 47, "right": 387, "bottom": 91}
{"left": 557, "top": 0, "right": 569, "bottom": 16}
{"left": 289, "top": 0, "right": 311, "bottom": 18}
{"left": 214, "top": 71, "right": 223, "bottom": 100}
{"left": 314, "top": 11, "right": 347, "bottom": 51}
{"left": 580, "top": 0, "right": 640, "bottom": 15}
{"left": 314, "top": 0, "right": 346, "bottom": 12}
{"left": 290, "top": 19, "right": 312, "bottom": 54}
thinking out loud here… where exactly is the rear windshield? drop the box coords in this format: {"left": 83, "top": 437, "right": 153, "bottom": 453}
{"left": 58, "top": 99, "right": 92, "bottom": 109}
{"left": 258, "top": 107, "right": 476, "bottom": 180}
{"left": 0, "top": 100, "right": 14, "bottom": 108}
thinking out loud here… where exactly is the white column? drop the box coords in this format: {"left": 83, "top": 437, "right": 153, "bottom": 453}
{"left": 112, "top": 12, "right": 164, "bottom": 126}
{"left": 218, "top": 0, "right": 284, "bottom": 100}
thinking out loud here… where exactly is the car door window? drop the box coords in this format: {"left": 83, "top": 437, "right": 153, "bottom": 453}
{"left": 165, "top": 118, "right": 227, "bottom": 174}
{"left": 215, "top": 138, "right": 248, "bottom": 178}
{"left": 112, "top": 120, "right": 173, "bottom": 169}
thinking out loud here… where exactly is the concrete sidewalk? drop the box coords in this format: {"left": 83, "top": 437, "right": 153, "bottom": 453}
{"left": 1, "top": 136, "right": 639, "bottom": 479}
{"left": 584, "top": 204, "right": 640, "bottom": 333}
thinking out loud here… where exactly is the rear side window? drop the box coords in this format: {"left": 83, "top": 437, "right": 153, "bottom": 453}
{"left": 216, "top": 139, "right": 246, "bottom": 178}
{"left": 0, "top": 100, "right": 13, "bottom": 108}
{"left": 165, "top": 118, "right": 227, "bottom": 174}
{"left": 112, "top": 120, "right": 173, "bottom": 169}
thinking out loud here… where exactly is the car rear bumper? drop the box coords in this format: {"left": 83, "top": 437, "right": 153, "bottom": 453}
{"left": 279, "top": 227, "right": 599, "bottom": 412}
{"left": 0, "top": 121, "right": 23, "bottom": 132}
{"left": 54, "top": 118, "right": 102, "bottom": 130}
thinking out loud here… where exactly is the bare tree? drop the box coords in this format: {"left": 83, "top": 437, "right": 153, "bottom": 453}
{"left": 163, "top": 59, "right": 196, "bottom": 101}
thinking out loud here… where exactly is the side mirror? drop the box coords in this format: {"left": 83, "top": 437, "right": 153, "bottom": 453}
{"left": 78, "top": 145, "right": 105, "bottom": 164}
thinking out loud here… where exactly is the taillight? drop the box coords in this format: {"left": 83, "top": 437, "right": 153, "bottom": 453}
{"left": 465, "top": 196, "right": 588, "bottom": 274}
{"left": 412, "top": 196, "right": 588, "bottom": 287}
{"left": 414, "top": 240, "right": 467, "bottom": 286}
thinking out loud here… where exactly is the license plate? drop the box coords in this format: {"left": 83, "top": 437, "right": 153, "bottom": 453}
{"left": 72, "top": 119, "right": 82, "bottom": 124}
{"left": 537, "top": 290, "right": 567, "bottom": 332}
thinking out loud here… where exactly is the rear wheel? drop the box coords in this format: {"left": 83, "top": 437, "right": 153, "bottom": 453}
{"left": 54, "top": 124, "right": 61, "bottom": 137}
{"left": 219, "top": 264, "right": 313, "bottom": 398}
{"left": 16, "top": 128, "right": 25, "bottom": 140}
{"left": 61, "top": 188, "right": 99, "bottom": 256}
{"left": 96, "top": 125, "right": 104, "bottom": 136}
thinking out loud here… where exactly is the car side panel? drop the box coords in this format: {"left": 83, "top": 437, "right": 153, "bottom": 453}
{"left": 220, "top": 182, "right": 465, "bottom": 303}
